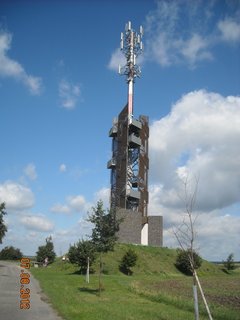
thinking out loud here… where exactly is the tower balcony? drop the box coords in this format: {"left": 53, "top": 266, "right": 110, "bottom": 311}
{"left": 129, "top": 118, "right": 142, "bottom": 133}
{"left": 107, "top": 157, "right": 116, "bottom": 169}
{"left": 109, "top": 124, "right": 118, "bottom": 137}
{"left": 126, "top": 189, "right": 140, "bottom": 200}
{"left": 128, "top": 133, "right": 141, "bottom": 147}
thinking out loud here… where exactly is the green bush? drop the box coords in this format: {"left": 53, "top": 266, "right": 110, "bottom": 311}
{"left": 0, "top": 246, "right": 23, "bottom": 260}
{"left": 175, "top": 249, "right": 202, "bottom": 275}
{"left": 120, "top": 249, "right": 138, "bottom": 275}
{"left": 68, "top": 239, "right": 96, "bottom": 274}
{"left": 224, "top": 253, "right": 235, "bottom": 271}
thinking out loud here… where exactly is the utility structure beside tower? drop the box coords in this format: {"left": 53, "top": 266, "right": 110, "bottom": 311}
{"left": 107, "top": 22, "right": 163, "bottom": 246}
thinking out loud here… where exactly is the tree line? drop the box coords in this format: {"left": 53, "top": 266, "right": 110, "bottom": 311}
{"left": 0, "top": 201, "right": 138, "bottom": 282}
{"left": 0, "top": 200, "right": 237, "bottom": 281}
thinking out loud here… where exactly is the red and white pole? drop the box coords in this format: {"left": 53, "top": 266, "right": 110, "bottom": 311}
{"left": 128, "top": 31, "right": 134, "bottom": 119}
{"left": 119, "top": 22, "right": 143, "bottom": 119}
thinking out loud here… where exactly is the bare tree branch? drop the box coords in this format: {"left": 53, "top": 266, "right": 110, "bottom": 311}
{"left": 172, "top": 174, "right": 213, "bottom": 320}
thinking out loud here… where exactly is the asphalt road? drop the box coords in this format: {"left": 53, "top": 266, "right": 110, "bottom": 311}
{"left": 0, "top": 260, "right": 64, "bottom": 320}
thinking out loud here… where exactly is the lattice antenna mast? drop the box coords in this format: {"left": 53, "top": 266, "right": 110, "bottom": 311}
{"left": 119, "top": 21, "right": 143, "bottom": 118}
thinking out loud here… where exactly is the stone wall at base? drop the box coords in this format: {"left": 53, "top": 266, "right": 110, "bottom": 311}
{"left": 148, "top": 215, "right": 163, "bottom": 247}
{"left": 116, "top": 209, "right": 163, "bottom": 247}
{"left": 116, "top": 209, "right": 142, "bottom": 244}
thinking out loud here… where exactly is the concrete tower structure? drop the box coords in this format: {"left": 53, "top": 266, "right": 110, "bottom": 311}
{"left": 107, "top": 22, "right": 163, "bottom": 246}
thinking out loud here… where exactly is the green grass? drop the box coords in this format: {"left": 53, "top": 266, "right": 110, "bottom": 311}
{"left": 131, "top": 275, "right": 240, "bottom": 320}
{"left": 93, "top": 243, "right": 223, "bottom": 276}
{"left": 30, "top": 244, "right": 240, "bottom": 320}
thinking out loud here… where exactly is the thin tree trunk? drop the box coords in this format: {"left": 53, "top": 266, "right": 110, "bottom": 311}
{"left": 98, "top": 252, "right": 102, "bottom": 296}
{"left": 194, "top": 271, "right": 213, "bottom": 320}
{"left": 193, "top": 274, "right": 199, "bottom": 320}
{"left": 173, "top": 176, "right": 213, "bottom": 319}
{"left": 86, "top": 256, "right": 89, "bottom": 284}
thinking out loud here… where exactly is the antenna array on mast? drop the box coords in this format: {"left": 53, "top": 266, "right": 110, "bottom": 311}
{"left": 119, "top": 21, "right": 143, "bottom": 82}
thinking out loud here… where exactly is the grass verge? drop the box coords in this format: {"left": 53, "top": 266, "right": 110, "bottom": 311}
{"left": 30, "top": 244, "right": 240, "bottom": 320}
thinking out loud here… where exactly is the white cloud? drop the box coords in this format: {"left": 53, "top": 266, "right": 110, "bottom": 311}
{"left": 180, "top": 34, "right": 212, "bottom": 67}
{"left": 144, "top": 1, "right": 214, "bottom": 67}
{"left": 0, "top": 181, "right": 35, "bottom": 211}
{"left": 20, "top": 215, "right": 54, "bottom": 232}
{"left": 50, "top": 194, "right": 90, "bottom": 214}
{"left": 0, "top": 31, "right": 42, "bottom": 94}
{"left": 58, "top": 79, "right": 82, "bottom": 109}
{"left": 50, "top": 187, "right": 110, "bottom": 218}
{"left": 108, "top": 48, "right": 126, "bottom": 72}
{"left": 144, "top": 0, "right": 239, "bottom": 68}
{"left": 108, "top": 2, "right": 239, "bottom": 70}
{"left": 108, "top": 44, "right": 144, "bottom": 73}
{"left": 149, "top": 90, "right": 240, "bottom": 211}
{"left": 149, "top": 183, "right": 240, "bottom": 260}
{"left": 52, "top": 218, "right": 93, "bottom": 254}
{"left": 67, "top": 195, "right": 86, "bottom": 212}
{"left": 24, "top": 163, "right": 37, "bottom": 180}
{"left": 218, "top": 17, "right": 240, "bottom": 43}
{"left": 59, "top": 163, "right": 67, "bottom": 172}
{"left": 94, "top": 187, "right": 110, "bottom": 209}
{"left": 50, "top": 204, "right": 71, "bottom": 214}
{"left": 148, "top": 90, "right": 240, "bottom": 260}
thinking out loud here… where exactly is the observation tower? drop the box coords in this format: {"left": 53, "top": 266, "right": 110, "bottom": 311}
{"left": 107, "top": 22, "right": 162, "bottom": 246}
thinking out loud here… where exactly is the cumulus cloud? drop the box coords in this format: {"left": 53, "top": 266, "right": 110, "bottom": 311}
{"left": 51, "top": 188, "right": 111, "bottom": 216}
{"left": 0, "top": 181, "right": 35, "bottom": 211}
{"left": 149, "top": 90, "right": 240, "bottom": 211}
{"left": 94, "top": 187, "right": 110, "bottom": 208}
{"left": 108, "top": 48, "right": 126, "bottom": 72}
{"left": 67, "top": 195, "right": 87, "bottom": 212}
{"left": 24, "top": 163, "right": 37, "bottom": 180}
{"left": 157, "top": 205, "right": 240, "bottom": 261}
{"left": 149, "top": 182, "right": 240, "bottom": 261}
{"left": 148, "top": 90, "right": 240, "bottom": 260}
{"left": 20, "top": 215, "right": 54, "bottom": 232}
{"left": 58, "top": 79, "right": 82, "bottom": 109}
{"left": 196, "top": 211, "right": 240, "bottom": 260}
{"left": 50, "top": 194, "right": 90, "bottom": 214}
{"left": 0, "top": 31, "right": 42, "bottom": 94}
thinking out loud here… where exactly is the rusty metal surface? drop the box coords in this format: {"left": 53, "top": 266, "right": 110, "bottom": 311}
{"left": 110, "top": 105, "right": 128, "bottom": 209}
{"left": 138, "top": 115, "right": 149, "bottom": 217}
{"left": 108, "top": 104, "right": 149, "bottom": 217}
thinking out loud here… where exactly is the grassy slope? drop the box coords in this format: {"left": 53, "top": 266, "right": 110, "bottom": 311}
{"left": 30, "top": 244, "right": 240, "bottom": 320}
{"left": 99, "top": 243, "right": 223, "bottom": 276}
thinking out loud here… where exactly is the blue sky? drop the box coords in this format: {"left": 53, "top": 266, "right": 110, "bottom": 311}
{"left": 0, "top": 0, "right": 239, "bottom": 261}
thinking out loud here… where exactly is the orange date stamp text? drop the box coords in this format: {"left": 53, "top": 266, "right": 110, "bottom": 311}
{"left": 20, "top": 258, "right": 31, "bottom": 309}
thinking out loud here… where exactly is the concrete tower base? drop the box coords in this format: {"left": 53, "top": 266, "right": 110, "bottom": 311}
{"left": 116, "top": 209, "right": 163, "bottom": 247}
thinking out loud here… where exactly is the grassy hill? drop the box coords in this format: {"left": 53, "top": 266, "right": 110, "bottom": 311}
{"left": 93, "top": 243, "right": 224, "bottom": 277}
{"left": 30, "top": 244, "right": 240, "bottom": 320}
